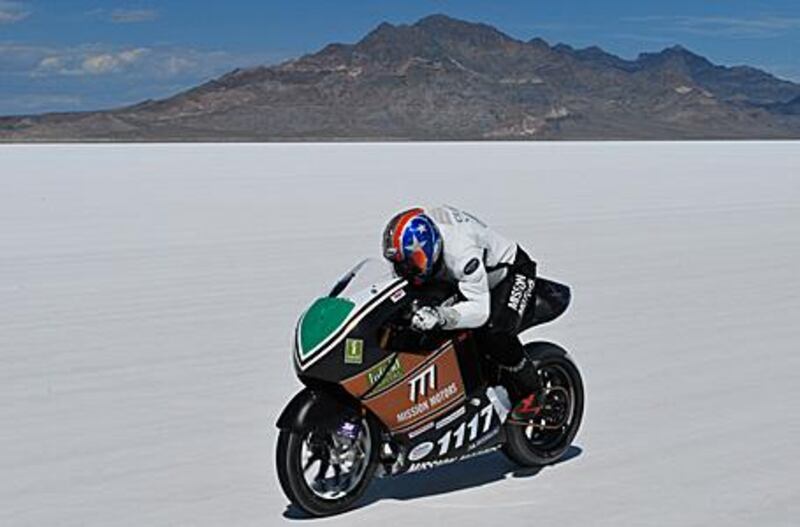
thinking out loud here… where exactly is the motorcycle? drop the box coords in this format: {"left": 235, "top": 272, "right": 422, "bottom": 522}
{"left": 276, "top": 259, "right": 583, "bottom": 516}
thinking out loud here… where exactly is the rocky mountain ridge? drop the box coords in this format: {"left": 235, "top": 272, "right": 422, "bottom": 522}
{"left": 2, "top": 14, "right": 799, "bottom": 141}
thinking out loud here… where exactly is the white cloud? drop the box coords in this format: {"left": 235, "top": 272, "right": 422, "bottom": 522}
{"left": 36, "top": 56, "right": 63, "bottom": 71}
{"left": 33, "top": 47, "right": 150, "bottom": 76}
{"left": 110, "top": 8, "right": 159, "bottom": 23}
{"left": 19, "top": 44, "right": 272, "bottom": 80}
{"left": 81, "top": 48, "right": 148, "bottom": 74}
{"left": 118, "top": 48, "right": 147, "bottom": 63}
{"left": 86, "top": 8, "right": 159, "bottom": 24}
{"left": 82, "top": 54, "right": 122, "bottom": 74}
{"left": 0, "top": 0, "right": 30, "bottom": 24}
{"left": 163, "top": 55, "right": 195, "bottom": 76}
{"left": 1, "top": 43, "right": 290, "bottom": 115}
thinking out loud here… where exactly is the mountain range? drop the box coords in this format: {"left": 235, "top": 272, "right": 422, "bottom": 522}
{"left": 2, "top": 14, "right": 800, "bottom": 141}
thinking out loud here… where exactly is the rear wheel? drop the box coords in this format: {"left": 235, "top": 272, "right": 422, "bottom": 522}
{"left": 503, "top": 342, "right": 584, "bottom": 466}
{"left": 276, "top": 415, "right": 378, "bottom": 517}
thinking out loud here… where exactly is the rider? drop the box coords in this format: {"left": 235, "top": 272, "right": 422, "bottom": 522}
{"left": 382, "top": 205, "right": 545, "bottom": 422}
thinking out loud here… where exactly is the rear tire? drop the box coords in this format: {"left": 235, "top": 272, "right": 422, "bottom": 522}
{"left": 276, "top": 417, "right": 378, "bottom": 517}
{"left": 503, "top": 342, "right": 584, "bottom": 467}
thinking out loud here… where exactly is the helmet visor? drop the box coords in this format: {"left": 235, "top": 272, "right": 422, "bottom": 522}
{"left": 392, "top": 258, "right": 424, "bottom": 280}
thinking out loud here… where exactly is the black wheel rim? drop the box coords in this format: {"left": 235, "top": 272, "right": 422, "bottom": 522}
{"left": 523, "top": 363, "right": 577, "bottom": 450}
{"left": 298, "top": 418, "right": 372, "bottom": 501}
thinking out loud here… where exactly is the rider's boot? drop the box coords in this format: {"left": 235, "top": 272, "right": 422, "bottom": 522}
{"left": 508, "top": 357, "right": 547, "bottom": 422}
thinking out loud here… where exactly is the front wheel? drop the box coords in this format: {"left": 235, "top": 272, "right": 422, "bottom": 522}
{"left": 276, "top": 415, "right": 378, "bottom": 517}
{"left": 503, "top": 342, "right": 584, "bottom": 467}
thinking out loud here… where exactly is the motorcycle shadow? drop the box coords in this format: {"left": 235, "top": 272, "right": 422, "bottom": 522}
{"left": 283, "top": 445, "right": 582, "bottom": 519}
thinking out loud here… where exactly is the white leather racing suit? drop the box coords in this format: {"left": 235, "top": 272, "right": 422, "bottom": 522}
{"left": 423, "top": 205, "right": 519, "bottom": 330}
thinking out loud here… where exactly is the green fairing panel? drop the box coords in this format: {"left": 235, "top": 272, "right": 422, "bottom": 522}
{"left": 299, "top": 297, "right": 355, "bottom": 358}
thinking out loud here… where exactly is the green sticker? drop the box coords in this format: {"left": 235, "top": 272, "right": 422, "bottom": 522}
{"left": 299, "top": 297, "right": 355, "bottom": 359}
{"left": 344, "top": 338, "right": 364, "bottom": 365}
{"left": 366, "top": 356, "right": 405, "bottom": 391}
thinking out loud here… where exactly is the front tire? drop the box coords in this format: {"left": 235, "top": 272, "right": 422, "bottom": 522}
{"left": 276, "top": 416, "right": 378, "bottom": 517}
{"left": 503, "top": 342, "right": 584, "bottom": 467}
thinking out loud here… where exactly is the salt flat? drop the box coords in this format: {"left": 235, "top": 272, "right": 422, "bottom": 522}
{"left": 1, "top": 142, "right": 798, "bottom": 526}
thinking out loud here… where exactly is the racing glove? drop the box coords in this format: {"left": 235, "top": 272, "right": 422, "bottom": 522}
{"left": 411, "top": 306, "right": 444, "bottom": 331}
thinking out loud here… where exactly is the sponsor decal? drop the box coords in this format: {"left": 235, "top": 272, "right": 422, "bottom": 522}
{"left": 463, "top": 258, "right": 480, "bottom": 276}
{"left": 366, "top": 356, "right": 405, "bottom": 391}
{"left": 408, "top": 364, "right": 437, "bottom": 402}
{"left": 344, "top": 338, "right": 364, "bottom": 365}
{"left": 407, "top": 445, "right": 501, "bottom": 473}
{"left": 507, "top": 274, "right": 536, "bottom": 316}
{"left": 468, "top": 427, "right": 500, "bottom": 452}
{"left": 390, "top": 288, "right": 407, "bottom": 303}
{"left": 434, "top": 404, "right": 495, "bottom": 457}
{"left": 408, "top": 441, "right": 435, "bottom": 462}
{"left": 446, "top": 206, "right": 488, "bottom": 227}
{"left": 518, "top": 278, "right": 535, "bottom": 316}
{"left": 460, "top": 444, "right": 500, "bottom": 461}
{"left": 397, "top": 382, "right": 458, "bottom": 424}
{"left": 359, "top": 342, "right": 466, "bottom": 433}
{"left": 408, "top": 456, "right": 457, "bottom": 473}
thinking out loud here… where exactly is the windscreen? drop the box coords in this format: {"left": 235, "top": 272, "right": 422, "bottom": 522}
{"left": 332, "top": 258, "right": 397, "bottom": 300}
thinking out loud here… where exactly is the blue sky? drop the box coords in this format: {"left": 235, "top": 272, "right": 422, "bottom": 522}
{"left": 1, "top": 0, "right": 799, "bottom": 115}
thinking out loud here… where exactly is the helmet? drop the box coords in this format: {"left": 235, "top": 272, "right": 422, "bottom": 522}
{"left": 382, "top": 208, "right": 442, "bottom": 283}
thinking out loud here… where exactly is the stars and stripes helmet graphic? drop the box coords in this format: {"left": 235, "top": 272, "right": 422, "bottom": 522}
{"left": 382, "top": 208, "right": 443, "bottom": 283}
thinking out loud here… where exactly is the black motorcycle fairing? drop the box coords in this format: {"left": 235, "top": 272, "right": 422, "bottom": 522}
{"left": 373, "top": 331, "right": 503, "bottom": 474}
{"left": 298, "top": 280, "right": 459, "bottom": 386}
{"left": 285, "top": 269, "right": 573, "bottom": 469}
{"left": 517, "top": 278, "right": 571, "bottom": 334}
{"left": 276, "top": 386, "right": 361, "bottom": 433}
{"left": 296, "top": 292, "right": 409, "bottom": 385}
{"left": 394, "top": 387, "right": 509, "bottom": 474}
